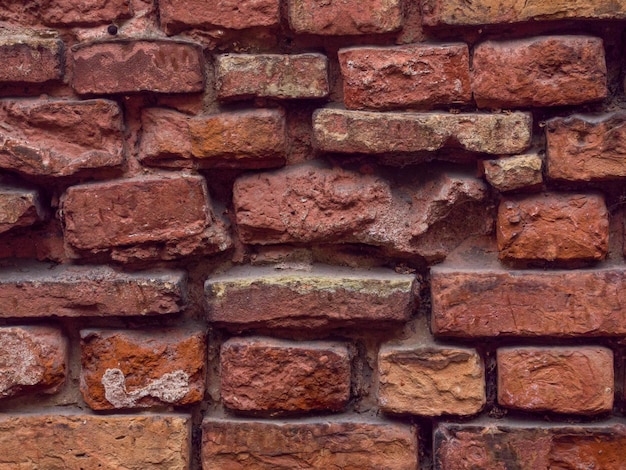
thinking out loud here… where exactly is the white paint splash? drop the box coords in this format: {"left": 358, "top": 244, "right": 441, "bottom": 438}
{"left": 101, "top": 368, "right": 190, "bottom": 408}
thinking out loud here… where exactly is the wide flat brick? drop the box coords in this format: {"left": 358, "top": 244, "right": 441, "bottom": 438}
{"left": 483, "top": 153, "right": 543, "bottom": 192}
{"left": 41, "top": 0, "right": 131, "bottom": 25}
{"left": 288, "top": 0, "right": 403, "bottom": 35}
{"left": 202, "top": 418, "right": 418, "bottom": 469}
{"left": 313, "top": 108, "right": 532, "bottom": 155}
{"left": 140, "top": 108, "right": 285, "bottom": 169}
{"left": 497, "top": 193, "right": 609, "bottom": 262}
{"left": 472, "top": 36, "right": 607, "bottom": 108}
{"left": 0, "top": 414, "right": 190, "bottom": 469}
{"left": 379, "top": 345, "right": 485, "bottom": 416}
{"left": 0, "top": 326, "right": 66, "bottom": 398}
{"left": 0, "top": 99, "right": 124, "bottom": 177}
{"left": 216, "top": 54, "right": 329, "bottom": 100}
{"left": 61, "top": 174, "right": 231, "bottom": 262}
{"left": 81, "top": 329, "right": 206, "bottom": 410}
{"left": 0, "top": 34, "right": 63, "bottom": 83}
{"left": 0, "top": 260, "right": 186, "bottom": 317}
{"left": 0, "top": 185, "right": 44, "bottom": 234}
{"left": 206, "top": 265, "right": 416, "bottom": 329}
{"left": 498, "top": 346, "right": 614, "bottom": 414}
{"left": 71, "top": 40, "right": 204, "bottom": 94}
{"left": 339, "top": 44, "right": 471, "bottom": 110}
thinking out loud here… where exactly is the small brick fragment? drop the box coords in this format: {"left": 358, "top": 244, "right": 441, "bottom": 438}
{"left": 313, "top": 108, "right": 532, "bottom": 155}
{"left": 0, "top": 185, "right": 44, "bottom": 234}
{"left": 0, "top": 219, "right": 67, "bottom": 263}
{"left": 81, "top": 329, "right": 206, "bottom": 410}
{"left": 0, "top": 34, "right": 63, "bottom": 83}
{"left": 71, "top": 40, "right": 204, "bottom": 94}
{"left": 472, "top": 36, "right": 607, "bottom": 108}
{"left": 0, "top": 414, "right": 191, "bottom": 469}
{"left": 379, "top": 345, "right": 485, "bottom": 416}
{"left": 216, "top": 54, "right": 329, "bottom": 100}
{"left": 0, "top": 326, "right": 66, "bottom": 398}
{"left": 497, "top": 346, "right": 613, "bottom": 414}
{"left": 497, "top": 193, "right": 609, "bottom": 262}
{"left": 338, "top": 44, "right": 471, "bottom": 110}
{"left": 483, "top": 153, "right": 543, "bottom": 192}
{"left": 202, "top": 418, "right": 418, "bottom": 469}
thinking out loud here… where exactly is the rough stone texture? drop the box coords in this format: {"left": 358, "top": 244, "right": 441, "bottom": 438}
{"left": 422, "top": 0, "right": 626, "bottom": 26}
{"left": 0, "top": 185, "right": 44, "bottom": 234}
{"left": 434, "top": 423, "right": 626, "bottom": 470}
{"left": 234, "top": 163, "right": 494, "bottom": 262}
{"left": 497, "top": 193, "right": 609, "bottom": 262}
{"left": 0, "top": 326, "right": 66, "bottom": 398}
{"left": 61, "top": 174, "right": 231, "bottom": 262}
{"left": 220, "top": 337, "right": 350, "bottom": 412}
{"left": 472, "top": 36, "right": 607, "bottom": 108}
{"left": 71, "top": 40, "right": 204, "bottom": 95}
{"left": 206, "top": 265, "right": 416, "bottom": 330}
{"left": 0, "top": 261, "right": 186, "bottom": 317}
{"left": 216, "top": 54, "right": 329, "bottom": 100}
{"left": 0, "top": 99, "right": 124, "bottom": 177}
{"left": 313, "top": 108, "right": 532, "bottom": 155}
{"left": 202, "top": 418, "right": 418, "bottom": 469}
{"left": 287, "top": 0, "right": 403, "bottom": 35}
{"left": 140, "top": 108, "right": 286, "bottom": 169}
{"left": 483, "top": 153, "right": 543, "bottom": 192}
{"left": 546, "top": 113, "right": 626, "bottom": 182}
{"left": 497, "top": 346, "right": 614, "bottom": 414}
{"left": 159, "top": 0, "right": 280, "bottom": 33}
{"left": 0, "top": 414, "right": 191, "bottom": 469}
{"left": 338, "top": 44, "right": 471, "bottom": 110}
{"left": 80, "top": 329, "right": 206, "bottom": 410}
{"left": 0, "top": 34, "right": 63, "bottom": 83}
{"left": 378, "top": 345, "right": 485, "bottom": 416}
{"left": 41, "top": 0, "right": 131, "bottom": 25}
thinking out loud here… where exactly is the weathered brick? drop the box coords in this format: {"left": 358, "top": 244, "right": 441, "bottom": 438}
{"left": 0, "top": 220, "right": 67, "bottom": 263}
{"left": 0, "top": 326, "right": 66, "bottom": 398}
{"left": 41, "top": 0, "right": 131, "bottom": 25}
{"left": 216, "top": 53, "right": 329, "bottom": 100}
{"left": 0, "top": 185, "right": 44, "bottom": 234}
{"left": 61, "top": 174, "right": 231, "bottom": 262}
{"left": 0, "top": 99, "right": 124, "bottom": 177}
{"left": 287, "top": 0, "right": 403, "bottom": 35}
{"left": 472, "top": 36, "right": 607, "bottom": 108}
{"left": 313, "top": 108, "right": 532, "bottom": 155}
{"left": 546, "top": 113, "right": 626, "bottom": 182}
{"left": 0, "top": 34, "right": 63, "bottom": 83}
{"left": 483, "top": 153, "right": 543, "bottom": 192}
{"left": 0, "top": 414, "right": 190, "bottom": 469}
{"left": 81, "top": 329, "right": 206, "bottom": 410}
{"left": 206, "top": 265, "right": 415, "bottom": 330}
{"left": 497, "top": 193, "right": 609, "bottom": 263}
{"left": 0, "top": 260, "right": 186, "bottom": 317}
{"left": 338, "top": 44, "right": 471, "bottom": 110}
{"left": 202, "top": 418, "right": 418, "bottom": 469}
{"left": 159, "top": 0, "right": 279, "bottom": 33}
{"left": 379, "top": 345, "right": 485, "bottom": 416}
{"left": 140, "top": 108, "right": 286, "bottom": 169}
{"left": 497, "top": 346, "right": 614, "bottom": 414}
{"left": 221, "top": 337, "right": 350, "bottom": 412}
{"left": 422, "top": 0, "right": 626, "bottom": 26}
{"left": 71, "top": 40, "right": 204, "bottom": 95}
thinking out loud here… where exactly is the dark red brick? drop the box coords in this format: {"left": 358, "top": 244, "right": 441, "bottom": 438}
{"left": 0, "top": 34, "right": 63, "bottom": 83}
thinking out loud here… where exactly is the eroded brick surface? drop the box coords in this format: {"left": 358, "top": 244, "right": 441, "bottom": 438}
{"left": 483, "top": 153, "right": 543, "bottom": 192}
{"left": 0, "top": 34, "right": 63, "bottom": 83}
{"left": 0, "top": 185, "right": 44, "bottom": 234}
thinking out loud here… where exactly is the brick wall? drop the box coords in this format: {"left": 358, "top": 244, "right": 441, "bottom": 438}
{"left": 0, "top": 0, "right": 625, "bottom": 468}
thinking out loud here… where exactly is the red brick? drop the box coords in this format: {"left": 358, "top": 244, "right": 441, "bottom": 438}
{"left": 313, "top": 108, "right": 532, "bottom": 155}
{"left": 0, "top": 260, "right": 186, "bottom": 317}
{"left": 339, "top": 44, "right": 471, "bottom": 110}
{"left": 497, "top": 193, "right": 609, "bottom": 263}
{"left": 159, "top": 0, "right": 280, "bottom": 33}
{"left": 71, "top": 40, "right": 204, "bottom": 95}
{"left": 497, "top": 346, "right": 614, "bottom": 414}
{"left": 0, "top": 219, "right": 67, "bottom": 263}
{"left": 202, "top": 418, "right": 418, "bottom": 469}
{"left": 221, "top": 337, "right": 350, "bottom": 412}
{"left": 81, "top": 329, "right": 206, "bottom": 410}
{"left": 0, "top": 34, "right": 63, "bottom": 83}
{"left": 139, "top": 108, "right": 286, "bottom": 169}
{"left": 41, "top": 0, "right": 131, "bottom": 25}
{"left": 287, "top": 0, "right": 403, "bottom": 35}
{"left": 0, "top": 185, "right": 44, "bottom": 234}
{"left": 0, "top": 414, "right": 191, "bottom": 468}
{"left": 216, "top": 54, "right": 329, "bottom": 100}
{"left": 206, "top": 265, "right": 416, "bottom": 330}
{"left": 483, "top": 153, "right": 543, "bottom": 192}
{"left": 472, "top": 36, "right": 607, "bottom": 108}
{"left": 0, "top": 326, "right": 66, "bottom": 399}
{"left": 61, "top": 174, "right": 231, "bottom": 262}
{"left": 0, "top": 99, "right": 124, "bottom": 177}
